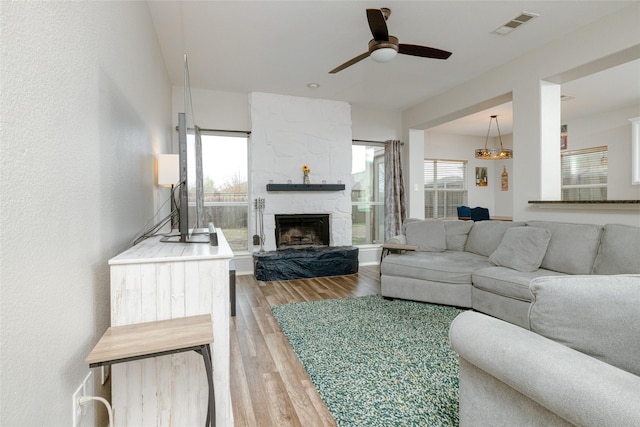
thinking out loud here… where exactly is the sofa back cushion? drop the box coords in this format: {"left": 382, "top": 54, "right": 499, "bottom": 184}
{"left": 464, "top": 220, "right": 525, "bottom": 257}
{"left": 592, "top": 224, "right": 640, "bottom": 274}
{"left": 525, "top": 221, "right": 602, "bottom": 275}
{"left": 405, "top": 219, "right": 446, "bottom": 252}
{"left": 488, "top": 227, "right": 552, "bottom": 272}
{"left": 401, "top": 218, "right": 422, "bottom": 234}
{"left": 529, "top": 275, "right": 640, "bottom": 376}
{"left": 444, "top": 220, "right": 474, "bottom": 251}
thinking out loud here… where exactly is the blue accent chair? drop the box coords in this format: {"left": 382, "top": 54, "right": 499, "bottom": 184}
{"left": 470, "top": 207, "right": 490, "bottom": 221}
{"left": 457, "top": 205, "right": 471, "bottom": 219}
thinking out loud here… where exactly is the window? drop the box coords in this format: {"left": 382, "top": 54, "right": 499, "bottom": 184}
{"left": 351, "top": 143, "right": 385, "bottom": 245}
{"left": 424, "top": 159, "right": 467, "bottom": 218}
{"left": 561, "top": 146, "right": 607, "bottom": 201}
{"left": 200, "top": 133, "right": 249, "bottom": 251}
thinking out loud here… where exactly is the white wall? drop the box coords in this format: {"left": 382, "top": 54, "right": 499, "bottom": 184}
{"left": 170, "top": 89, "right": 401, "bottom": 269}
{"left": 351, "top": 105, "right": 402, "bottom": 141}
{"left": 493, "top": 134, "right": 514, "bottom": 217}
{"left": 171, "top": 86, "right": 251, "bottom": 144}
{"left": 403, "top": 3, "right": 640, "bottom": 226}
{"left": 0, "top": 2, "right": 171, "bottom": 426}
{"left": 562, "top": 104, "right": 640, "bottom": 201}
{"left": 424, "top": 132, "right": 514, "bottom": 218}
{"left": 172, "top": 89, "right": 403, "bottom": 147}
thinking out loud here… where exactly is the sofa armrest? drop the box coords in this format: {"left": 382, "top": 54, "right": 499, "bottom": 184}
{"left": 529, "top": 275, "right": 640, "bottom": 376}
{"left": 450, "top": 311, "right": 640, "bottom": 427}
{"left": 385, "top": 234, "right": 407, "bottom": 245}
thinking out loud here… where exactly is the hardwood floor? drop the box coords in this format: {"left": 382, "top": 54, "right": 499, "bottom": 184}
{"left": 230, "top": 265, "right": 381, "bottom": 426}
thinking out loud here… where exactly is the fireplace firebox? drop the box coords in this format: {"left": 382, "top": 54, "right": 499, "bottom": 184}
{"left": 275, "top": 214, "right": 330, "bottom": 249}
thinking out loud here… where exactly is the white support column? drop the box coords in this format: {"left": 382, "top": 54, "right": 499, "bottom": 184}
{"left": 407, "top": 128, "right": 425, "bottom": 218}
{"left": 540, "top": 81, "right": 562, "bottom": 200}
{"left": 512, "top": 80, "right": 562, "bottom": 220}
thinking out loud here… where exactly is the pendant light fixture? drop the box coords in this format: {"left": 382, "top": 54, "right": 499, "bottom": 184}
{"left": 475, "top": 115, "right": 513, "bottom": 160}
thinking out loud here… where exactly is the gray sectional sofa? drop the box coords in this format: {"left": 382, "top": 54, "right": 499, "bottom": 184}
{"left": 381, "top": 218, "right": 640, "bottom": 426}
{"left": 380, "top": 219, "right": 640, "bottom": 328}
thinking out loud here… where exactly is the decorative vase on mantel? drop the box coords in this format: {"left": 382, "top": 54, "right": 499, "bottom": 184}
{"left": 302, "top": 165, "right": 310, "bottom": 184}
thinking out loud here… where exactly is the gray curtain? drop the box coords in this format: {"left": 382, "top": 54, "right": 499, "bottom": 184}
{"left": 384, "top": 140, "right": 407, "bottom": 240}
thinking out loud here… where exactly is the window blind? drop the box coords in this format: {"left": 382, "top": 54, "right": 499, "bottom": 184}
{"left": 424, "top": 160, "right": 467, "bottom": 188}
{"left": 424, "top": 159, "right": 467, "bottom": 218}
{"left": 561, "top": 146, "right": 607, "bottom": 201}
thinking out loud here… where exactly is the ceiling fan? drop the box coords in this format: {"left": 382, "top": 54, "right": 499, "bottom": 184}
{"left": 329, "top": 8, "right": 452, "bottom": 74}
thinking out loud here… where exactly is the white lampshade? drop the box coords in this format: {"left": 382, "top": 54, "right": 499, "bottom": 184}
{"left": 370, "top": 47, "right": 398, "bottom": 63}
{"left": 157, "top": 154, "right": 179, "bottom": 186}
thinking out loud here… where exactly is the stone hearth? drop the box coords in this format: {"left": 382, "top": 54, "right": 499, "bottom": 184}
{"left": 253, "top": 246, "right": 359, "bottom": 281}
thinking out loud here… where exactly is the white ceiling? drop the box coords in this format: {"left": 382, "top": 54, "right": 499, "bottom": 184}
{"left": 147, "top": 1, "right": 638, "bottom": 134}
{"left": 429, "top": 58, "right": 640, "bottom": 136}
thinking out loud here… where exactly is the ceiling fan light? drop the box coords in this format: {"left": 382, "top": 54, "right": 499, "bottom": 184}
{"left": 370, "top": 46, "right": 398, "bottom": 63}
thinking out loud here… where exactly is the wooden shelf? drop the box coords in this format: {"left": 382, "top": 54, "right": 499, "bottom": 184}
{"left": 266, "top": 183, "right": 345, "bottom": 191}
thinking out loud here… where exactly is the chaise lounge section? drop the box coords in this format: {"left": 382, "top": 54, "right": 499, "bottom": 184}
{"left": 450, "top": 275, "right": 640, "bottom": 426}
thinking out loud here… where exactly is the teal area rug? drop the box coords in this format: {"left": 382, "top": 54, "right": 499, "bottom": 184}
{"left": 271, "top": 295, "right": 464, "bottom": 426}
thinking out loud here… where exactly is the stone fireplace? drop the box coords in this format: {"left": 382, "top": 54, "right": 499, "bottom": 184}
{"left": 275, "top": 214, "right": 330, "bottom": 249}
{"left": 250, "top": 92, "right": 353, "bottom": 252}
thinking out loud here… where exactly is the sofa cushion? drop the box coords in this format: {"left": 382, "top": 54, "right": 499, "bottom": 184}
{"left": 525, "top": 221, "right": 602, "bottom": 275}
{"left": 488, "top": 227, "right": 552, "bottom": 272}
{"left": 401, "top": 217, "right": 423, "bottom": 234}
{"left": 381, "top": 251, "right": 492, "bottom": 284}
{"left": 465, "top": 220, "right": 526, "bottom": 257}
{"left": 405, "top": 220, "right": 446, "bottom": 252}
{"left": 444, "top": 220, "right": 474, "bottom": 251}
{"left": 472, "top": 267, "right": 567, "bottom": 301}
{"left": 529, "top": 275, "right": 640, "bottom": 377}
{"left": 592, "top": 224, "right": 640, "bottom": 274}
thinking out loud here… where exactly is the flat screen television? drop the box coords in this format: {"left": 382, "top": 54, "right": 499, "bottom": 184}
{"left": 162, "top": 54, "right": 210, "bottom": 243}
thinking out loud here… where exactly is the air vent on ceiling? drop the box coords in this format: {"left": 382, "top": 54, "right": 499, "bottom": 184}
{"left": 492, "top": 11, "right": 539, "bottom": 36}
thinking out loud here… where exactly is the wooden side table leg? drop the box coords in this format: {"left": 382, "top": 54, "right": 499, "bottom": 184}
{"left": 379, "top": 248, "right": 390, "bottom": 277}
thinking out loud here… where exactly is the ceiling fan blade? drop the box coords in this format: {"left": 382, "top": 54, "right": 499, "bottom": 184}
{"left": 329, "top": 52, "right": 370, "bottom": 74}
{"left": 366, "top": 9, "right": 388, "bottom": 41}
{"left": 399, "top": 44, "right": 452, "bottom": 60}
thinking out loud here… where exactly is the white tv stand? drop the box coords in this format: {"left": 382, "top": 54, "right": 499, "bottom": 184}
{"left": 108, "top": 229, "right": 234, "bottom": 426}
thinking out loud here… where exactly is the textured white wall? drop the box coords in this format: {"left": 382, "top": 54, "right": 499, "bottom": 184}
{"left": 0, "top": 2, "right": 171, "bottom": 426}
{"left": 250, "top": 92, "right": 353, "bottom": 250}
